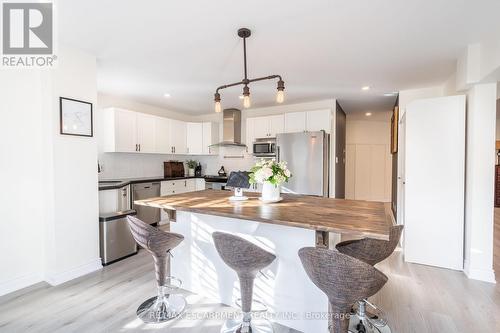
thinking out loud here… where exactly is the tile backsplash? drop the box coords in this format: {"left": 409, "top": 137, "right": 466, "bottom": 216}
{"left": 98, "top": 147, "right": 257, "bottom": 180}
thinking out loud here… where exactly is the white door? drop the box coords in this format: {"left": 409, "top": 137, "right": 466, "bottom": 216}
{"left": 186, "top": 122, "right": 203, "bottom": 155}
{"left": 306, "top": 109, "right": 331, "bottom": 132}
{"left": 136, "top": 113, "right": 156, "bottom": 153}
{"left": 155, "top": 117, "right": 171, "bottom": 154}
{"left": 170, "top": 119, "right": 187, "bottom": 154}
{"left": 253, "top": 116, "right": 270, "bottom": 139}
{"left": 403, "top": 96, "right": 465, "bottom": 270}
{"left": 268, "top": 115, "right": 284, "bottom": 137}
{"left": 284, "top": 112, "right": 306, "bottom": 133}
{"left": 114, "top": 109, "right": 137, "bottom": 152}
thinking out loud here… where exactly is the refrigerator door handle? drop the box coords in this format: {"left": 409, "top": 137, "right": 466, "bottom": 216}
{"left": 276, "top": 146, "right": 280, "bottom": 162}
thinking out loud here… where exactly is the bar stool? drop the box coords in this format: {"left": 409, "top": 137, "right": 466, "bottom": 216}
{"left": 298, "top": 247, "right": 388, "bottom": 333}
{"left": 212, "top": 231, "right": 276, "bottom": 333}
{"left": 127, "top": 216, "right": 186, "bottom": 323}
{"left": 335, "top": 225, "right": 403, "bottom": 333}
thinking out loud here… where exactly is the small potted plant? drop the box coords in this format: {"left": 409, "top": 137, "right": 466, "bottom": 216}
{"left": 249, "top": 159, "right": 291, "bottom": 202}
{"left": 186, "top": 160, "right": 197, "bottom": 177}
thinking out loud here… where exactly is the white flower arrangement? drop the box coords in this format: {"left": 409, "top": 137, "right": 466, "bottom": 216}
{"left": 249, "top": 159, "right": 292, "bottom": 186}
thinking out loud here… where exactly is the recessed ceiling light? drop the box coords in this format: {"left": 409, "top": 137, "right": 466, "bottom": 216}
{"left": 365, "top": 112, "right": 372, "bottom": 116}
{"left": 163, "top": 93, "right": 171, "bottom": 98}
{"left": 384, "top": 92, "right": 398, "bottom": 96}
{"left": 238, "top": 95, "right": 244, "bottom": 99}
{"left": 362, "top": 86, "right": 370, "bottom": 91}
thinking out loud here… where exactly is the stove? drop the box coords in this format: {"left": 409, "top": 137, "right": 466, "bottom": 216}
{"left": 204, "top": 175, "right": 228, "bottom": 182}
{"left": 204, "top": 175, "right": 228, "bottom": 190}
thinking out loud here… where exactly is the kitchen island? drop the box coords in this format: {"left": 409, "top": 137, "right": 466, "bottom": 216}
{"left": 135, "top": 190, "right": 393, "bottom": 333}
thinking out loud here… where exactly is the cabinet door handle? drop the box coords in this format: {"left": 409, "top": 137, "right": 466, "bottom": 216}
{"left": 139, "top": 144, "right": 141, "bottom": 152}
{"left": 187, "top": 147, "right": 189, "bottom": 154}
{"left": 135, "top": 144, "right": 138, "bottom": 151}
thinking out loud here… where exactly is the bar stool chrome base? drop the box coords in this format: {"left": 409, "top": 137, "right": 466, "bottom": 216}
{"left": 137, "top": 294, "right": 186, "bottom": 323}
{"left": 137, "top": 278, "right": 186, "bottom": 323}
{"left": 348, "top": 300, "right": 391, "bottom": 333}
{"left": 221, "top": 315, "right": 274, "bottom": 333}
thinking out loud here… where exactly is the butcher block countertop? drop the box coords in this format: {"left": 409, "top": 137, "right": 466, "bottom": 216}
{"left": 135, "top": 189, "right": 394, "bottom": 240}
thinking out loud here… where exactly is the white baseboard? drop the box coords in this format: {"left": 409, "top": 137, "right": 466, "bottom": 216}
{"left": 45, "top": 258, "right": 103, "bottom": 286}
{"left": 464, "top": 259, "right": 496, "bottom": 284}
{"left": 0, "top": 272, "right": 43, "bottom": 297}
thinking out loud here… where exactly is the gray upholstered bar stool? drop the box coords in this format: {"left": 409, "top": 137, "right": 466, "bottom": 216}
{"left": 127, "top": 216, "right": 186, "bottom": 323}
{"left": 335, "top": 225, "right": 403, "bottom": 333}
{"left": 212, "top": 231, "right": 276, "bottom": 333}
{"left": 298, "top": 247, "right": 388, "bottom": 333}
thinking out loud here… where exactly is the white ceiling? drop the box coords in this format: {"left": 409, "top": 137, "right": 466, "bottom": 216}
{"left": 59, "top": 0, "right": 500, "bottom": 115}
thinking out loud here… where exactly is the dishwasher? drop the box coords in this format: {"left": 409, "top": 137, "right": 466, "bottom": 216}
{"left": 132, "top": 182, "right": 161, "bottom": 224}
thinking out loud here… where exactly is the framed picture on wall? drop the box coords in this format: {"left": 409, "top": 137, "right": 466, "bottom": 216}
{"left": 59, "top": 97, "right": 93, "bottom": 137}
{"left": 391, "top": 106, "right": 399, "bottom": 154}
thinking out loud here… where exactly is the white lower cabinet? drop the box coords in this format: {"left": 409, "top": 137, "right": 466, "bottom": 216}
{"left": 160, "top": 179, "right": 198, "bottom": 222}
{"left": 195, "top": 178, "right": 206, "bottom": 190}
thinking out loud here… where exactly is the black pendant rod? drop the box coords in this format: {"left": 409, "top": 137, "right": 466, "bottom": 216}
{"left": 214, "top": 28, "right": 284, "bottom": 97}
{"left": 243, "top": 36, "right": 248, "bottom": 82}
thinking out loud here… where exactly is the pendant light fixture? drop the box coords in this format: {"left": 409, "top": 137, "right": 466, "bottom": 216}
{"left": 214, "top": 28, "right": 285, "bottom": 112}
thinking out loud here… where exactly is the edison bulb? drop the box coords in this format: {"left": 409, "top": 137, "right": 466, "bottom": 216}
{"left": 215, "top": 101, "right": 222, "bottom": 113}
{"left": 243, "top": 95, "right": 251, "bottom": 108}
{"left": 276, "top": 90, "right": 285, "bottom": 103}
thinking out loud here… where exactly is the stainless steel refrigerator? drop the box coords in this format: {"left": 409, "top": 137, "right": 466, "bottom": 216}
{"left": 276, "top": 131, "right": 329, "bottom": 197}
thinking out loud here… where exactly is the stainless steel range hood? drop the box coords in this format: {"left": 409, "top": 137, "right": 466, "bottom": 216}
{"left": 211, "top": 108, "right": 247, "bottom": 147}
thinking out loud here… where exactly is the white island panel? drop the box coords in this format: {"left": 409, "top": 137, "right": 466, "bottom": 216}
{"left": 171, "top": 211, "right": 328, "bottom": 333}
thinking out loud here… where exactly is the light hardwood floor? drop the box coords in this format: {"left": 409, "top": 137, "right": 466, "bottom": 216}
{"left": 1, "top": 248, "right": 499, "bottom": 333}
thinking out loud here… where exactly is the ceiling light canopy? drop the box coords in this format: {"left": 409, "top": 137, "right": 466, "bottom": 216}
{"left": 214, "top": 28, "right": 285, "bottom": 112}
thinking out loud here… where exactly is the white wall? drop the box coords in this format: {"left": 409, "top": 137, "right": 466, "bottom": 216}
{"left": 345, "top": 112, "right": 392, "bottom": 202}
{"left": 0, "top": 71, "right": 46, "bottom": 294}
{"left": 464, "top": 83, "right": 497, "bottom": 283}
{"left": 44, "top": 47, "right": 101, "bottom": 284}
{"left": 0, "top": 46, "right": 101, "bottom": 295}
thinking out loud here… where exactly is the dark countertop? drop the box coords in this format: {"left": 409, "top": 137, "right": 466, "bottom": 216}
{"left": 98, "top": 176, "right": 204, "bottom": 190}
{"left": 134, "top": 189, "right": 393, "bottom": 240}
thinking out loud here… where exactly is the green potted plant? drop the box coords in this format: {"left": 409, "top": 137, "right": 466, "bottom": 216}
{"left": 249, "top": 159, "right": 291, "bottom": 202}
{"left": 186, "top": 160, "right": 197, "bottom": 177}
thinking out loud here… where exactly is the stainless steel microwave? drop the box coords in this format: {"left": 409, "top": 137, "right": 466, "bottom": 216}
{"left": 252, "top": 141, "right": 276, "bottom": 157}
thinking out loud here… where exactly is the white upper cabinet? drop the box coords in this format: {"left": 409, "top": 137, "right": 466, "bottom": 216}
{"left": 170, "top": 119, "right": 187, "bottom": 154}
{"left": 268, "top": 115, "right": 285, "bottom": 137}
{"left": 186, "top": 122, "right": 203, "bottom": 155}
{"left": 284, "top": 110, "right": 331, "bottom": 133}
{"left": 253, "top": 116, "right": 270, "bottom": 139}
{"left": 136, "top": 113, "right": 156, "bottom": 153}
{"left": 155, "top": 117, "right": 171, "bottom": 154}
{"left": 102, "top": 108, "right": 138, "bottom": 153}
{"left": 284, "top": 112, "right": 307, "bottom": 133}
{"left": 306, "top": 109, "right": 331, "bottom": 132}
{"left": 202, "top": 122, "right": 219, "bottom": 155}
{"left": 250, "top": 115, "right": 284, "bottom": 139}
